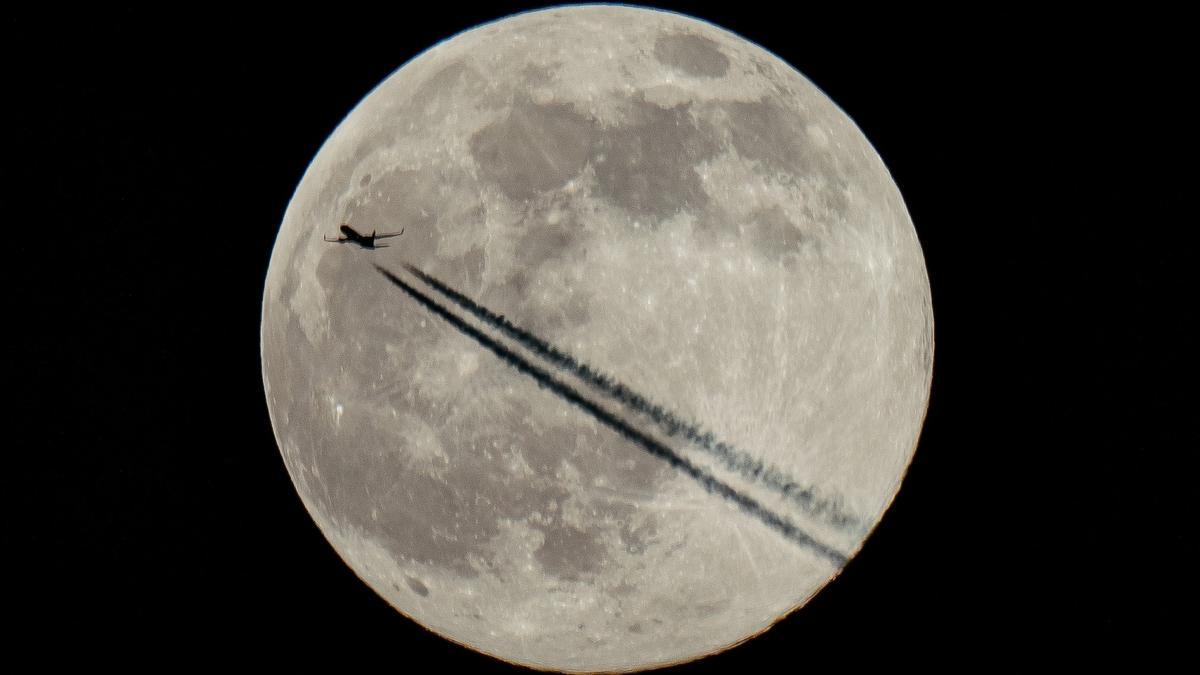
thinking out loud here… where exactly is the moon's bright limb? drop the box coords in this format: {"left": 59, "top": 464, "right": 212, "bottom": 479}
{"left": 261, "top": 5, "right": 933, "bottom": 672}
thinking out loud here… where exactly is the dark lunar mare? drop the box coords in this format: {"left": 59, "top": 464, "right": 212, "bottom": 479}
{"left": 375, "top": 263, "right": 849, "bottom": 566}
{"left": 401, "top": 262, "right": 861, "bottom": 531}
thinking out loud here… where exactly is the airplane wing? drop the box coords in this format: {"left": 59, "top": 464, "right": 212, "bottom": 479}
{"left": 375, "top": 229, "right": 405, "bottom": 239}
{"left": 324, "top": 235, "right": 346, "bottom": 242}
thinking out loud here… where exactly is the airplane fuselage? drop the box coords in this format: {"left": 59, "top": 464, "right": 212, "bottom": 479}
{"left": 340, "top": 225, "right": 377, "bottom": 248}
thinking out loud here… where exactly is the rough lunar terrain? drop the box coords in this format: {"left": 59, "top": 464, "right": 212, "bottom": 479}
{"left": 261, "top": 6, "right": 933, "bottom": 672}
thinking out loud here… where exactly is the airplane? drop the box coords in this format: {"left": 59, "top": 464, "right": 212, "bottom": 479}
{"left": 324, "top": 224, "right": 405, "bottom": 249}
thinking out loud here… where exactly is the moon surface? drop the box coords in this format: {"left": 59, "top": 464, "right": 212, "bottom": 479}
{"left": 261, "top": 5, "right": 932, "bottom": 672}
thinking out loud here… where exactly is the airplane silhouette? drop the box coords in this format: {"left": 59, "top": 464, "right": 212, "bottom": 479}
{"left": 324, "top": 224, "right": 405, "bottom": 249}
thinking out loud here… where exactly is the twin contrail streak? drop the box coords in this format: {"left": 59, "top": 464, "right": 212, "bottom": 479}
{"left": 400, "top": 262, "right": 860, "bottom": 532}
{"left": 375, "top": 263, "right": 849, "bottom": 566}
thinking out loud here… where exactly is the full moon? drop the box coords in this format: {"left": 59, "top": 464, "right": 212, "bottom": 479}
{"left": 261, "top": 5, "right": 932, "bottom": 672}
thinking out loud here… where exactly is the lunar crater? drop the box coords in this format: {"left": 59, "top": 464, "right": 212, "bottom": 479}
{"left": 406, "top": 575, "right": 431, "bottom": 597}
{"left": 653, "top": 33, "right": 731, "bottom": 78}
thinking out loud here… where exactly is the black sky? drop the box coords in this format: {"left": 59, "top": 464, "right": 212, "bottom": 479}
{"left": 12, "top": 1, "right": 1191, "bottom": 667}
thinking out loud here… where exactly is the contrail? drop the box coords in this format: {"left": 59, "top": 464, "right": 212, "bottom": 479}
{"left": 374, "top": 263, "right": 849, "bottom": 566}
{"left": 400, "top": 262, "right": 861, "bottom": 532}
